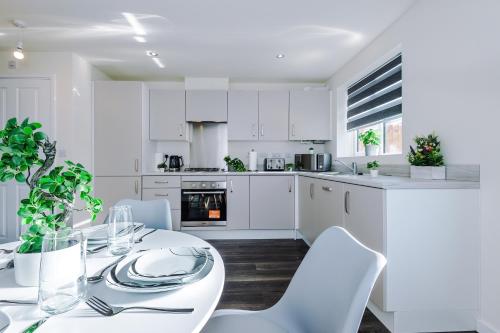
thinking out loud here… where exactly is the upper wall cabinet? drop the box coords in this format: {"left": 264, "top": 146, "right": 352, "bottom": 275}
{"left": 186, "top": 90, "right": 227, "bottom": 122}
{"left": 93, "top": 81, "right": 142, "bottom": 177}
{"left": 289, "top": 90, "right": 331, "bottom": 141}
{"left": 258, "top": 91, "right": 289, "bottom": 141}
{"left": 149, "top": 90, "right": 188, "bottom": 141}
{"left": 228, "top": 91, "right": 258, "bottom": 141}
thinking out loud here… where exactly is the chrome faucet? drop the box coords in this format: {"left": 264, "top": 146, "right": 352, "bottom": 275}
{"left": 333, "top": 159, "right": 358, "bottom": 175}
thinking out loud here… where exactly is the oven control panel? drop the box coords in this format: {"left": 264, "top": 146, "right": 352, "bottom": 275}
{"left": 181, "top": 181, "right": 227, "bottom": 190}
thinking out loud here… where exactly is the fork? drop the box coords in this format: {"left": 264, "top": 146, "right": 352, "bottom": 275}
{"left": 85, "top": 296, "right": 194, "bottom": 316}
{"left": 135, "top": 229, "right": 157, "bottom": 243}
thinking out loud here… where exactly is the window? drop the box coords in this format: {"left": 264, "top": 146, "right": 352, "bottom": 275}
{"left": 347, "top": 53, "right": 403, "bottom": 156}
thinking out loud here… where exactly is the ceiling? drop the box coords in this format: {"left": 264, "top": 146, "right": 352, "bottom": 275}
{"left": 0, "top": 0, "right": 415, "bottom": 82}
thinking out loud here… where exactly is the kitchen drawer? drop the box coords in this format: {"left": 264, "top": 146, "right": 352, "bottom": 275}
{"left": 142, "top": 188, "right": 181, "bottom": 209}
{"left": 142, "top": 176, "right": 181, "bottom": 189}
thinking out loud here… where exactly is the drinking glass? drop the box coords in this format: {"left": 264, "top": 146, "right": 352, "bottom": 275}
{"left": 38, "top": 229, "right": 87, "bottom": 315}
{"left": 107, "top": 205, "right": 135, "bottom": 255}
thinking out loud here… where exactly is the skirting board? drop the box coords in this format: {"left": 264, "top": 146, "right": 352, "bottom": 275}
{"left": 478, "top": 319, "right": 499, "bottom": 333}
{"left": 181, "top": 229, "right": 299, "bottom": 240}
{"left": 367, "top": 301, "right": 477, "bottom": 333}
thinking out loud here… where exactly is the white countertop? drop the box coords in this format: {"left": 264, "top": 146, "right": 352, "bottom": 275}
{"left": 142, "top": 171, "right": 479, "bottom": 190}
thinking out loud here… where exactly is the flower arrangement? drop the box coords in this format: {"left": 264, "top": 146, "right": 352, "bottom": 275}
{"left": 0, "top": 118, "right": 102, "bottom": 253}
{"left": 407, "top": 133, "right": 444, "bottom": 166}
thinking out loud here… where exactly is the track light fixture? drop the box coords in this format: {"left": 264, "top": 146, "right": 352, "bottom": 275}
{"left": 12, "top": 20, "right": 26, "bottom": 61}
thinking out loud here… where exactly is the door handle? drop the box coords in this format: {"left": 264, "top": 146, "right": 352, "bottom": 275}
{"left": 154, "top": 181, "right": 169, "bottom": 184}
{"left": 179, "top": 124, "right": 183, "bottom": 137}
{"left": 309, "top": 183, "right": 314, "bottom": 199}
{"left": 344, "top": 191, "right": 350, "bottom": 215}
{"left": 260, "top": 124, "right": 264, "bottom": 137}
{"left": 288, "top": 180, "right": 292, "bottom": 193}
{"left": 291, "top": 124, "right": 296, "bottom": 137}
{"left": 251, "top": 124, "right": 256, "bottom": 137}
{"left": 230, "top": 179, "right": 233, "bottom": 193}
{"left": 134, "top": 159, "right": 139, "bottom": 172}
{"left": 322, "top": 186, "right": 333, "bottom": 192}
{"left": 134, "top": 180, "right": 139, "bottom": 195}
{"left": 154, "top": 193, "right": 169, "bottom": 197}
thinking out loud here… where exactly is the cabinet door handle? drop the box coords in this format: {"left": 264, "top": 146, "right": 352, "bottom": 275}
{"left": 179, "top": 124, "right": 183, "bottom": 137}
{"left": 154, "top": 181, "right": 169, "bottom": 184}
{"left": 230, "top": 179, "right": 233, "bottom": 193}
{"left": 260, "top": 124, "right": 264, "bottom": 137}
{"left": 344, "top": 191, "right": 350, "bottom": 215}
{"left": 288, "top": 180, "right": 292, "bottom": 193}
{"left": 309, "top": 183, "right": 314, "bottom": 199}
{"left": 154, "top": 193, "right": 169, "bottom": 197}
{"left": 291, "top": 124, "right": 295, "bottom": 137}
{"left": 134, "top": 180, "right": 139, "bottom": 195}
{"left": 322, "top": 186, "right": 333, "bottom": 192}
{"left": 251, "top": 124, "right": 256, "bottom": 137}
{"left": 134, "top": 159, "right": 139, "bottom": 172}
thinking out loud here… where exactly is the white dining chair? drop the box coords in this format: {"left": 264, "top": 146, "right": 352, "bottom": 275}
{"left": 110, "top": 199, "right": 173, "bottom": 230}
{"left": 202, "top": 226, "right": 387, "bottom": 333}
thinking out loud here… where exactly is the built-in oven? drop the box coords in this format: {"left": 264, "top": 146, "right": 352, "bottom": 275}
{"left": 181, "top": 181, "right": 227, "bottom": 227}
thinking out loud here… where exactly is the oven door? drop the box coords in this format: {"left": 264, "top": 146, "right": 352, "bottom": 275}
{"left": 181, "top": 190, "right": 227, "bottom": 227}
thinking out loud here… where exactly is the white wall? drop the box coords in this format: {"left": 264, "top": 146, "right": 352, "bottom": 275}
{"left": 326, "top": 1, "right": 500, "bottom": 331}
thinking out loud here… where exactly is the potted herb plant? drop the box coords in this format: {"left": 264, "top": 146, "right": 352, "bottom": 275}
{"left": 367, "top": 160, "right": 380, "bottom": 177}
{"left": 358, "top": 129, "right": 380, "bottom": 156}
{"left": 224, "top": 156, "right": 247, "bottom": 172}
{"left": 0, "top": 118, "right": 102, "bottom": 286}
{"left": 407, "top": 133, "right": 445, "bottom": 179}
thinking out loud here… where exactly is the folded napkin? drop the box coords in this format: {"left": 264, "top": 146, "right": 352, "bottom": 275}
{"left": 0, "top": 251, "right": 14, "bottom": 269}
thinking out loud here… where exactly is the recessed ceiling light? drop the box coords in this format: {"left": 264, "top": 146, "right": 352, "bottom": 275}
{"left": 276, "top": 53, "right": 285, "bottom": 59}
{"left": 152, "top": 57, "right": 165, "bottom": 69}
{"left": 122, "top": 12, "right": 146, "bottom": 36}
{"left": 133, "top": 36, "right": 146, "bottom": 43}
{"left": 146, "top": 50, "right": 159, "bottom": 57}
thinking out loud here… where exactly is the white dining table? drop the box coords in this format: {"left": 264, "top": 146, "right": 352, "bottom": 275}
{"left": 0, "top": 229, "right": 225, "bottom": 333}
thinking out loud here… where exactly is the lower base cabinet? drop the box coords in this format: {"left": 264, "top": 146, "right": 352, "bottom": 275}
{"left": 93, "top": 176, "right": 141, "bottom": 224}
{"left": 227, "top": 176, "right": 250, "bottom": 230}
{"left": 250, "top": 176, "right": 294, "bottom": 229}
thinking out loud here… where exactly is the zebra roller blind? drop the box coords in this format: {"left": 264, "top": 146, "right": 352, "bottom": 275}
{"left": 347, "top": 54, "right": 402, "bottom": 131}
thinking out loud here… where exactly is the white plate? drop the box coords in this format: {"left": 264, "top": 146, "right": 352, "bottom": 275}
{"left": 106, "top": 248, "right": 213, "bottom": 293}
{"left": 0, "top": 310, "right": 10, "bottom": 333}
{"left": 129, "top": 248, "right": 207, "bottom": 282}
{"left": 83, "top": 223, "right": 144, "bottom": 245}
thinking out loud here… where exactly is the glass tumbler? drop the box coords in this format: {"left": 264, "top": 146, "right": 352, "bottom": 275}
{"left": 107, "top": 205, "right": 135, "bottom": 255}
{"left": 38, "top": 229, "right": 87, "bottom": 315}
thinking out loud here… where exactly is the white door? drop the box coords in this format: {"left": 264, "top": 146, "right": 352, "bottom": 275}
{"left": 186, "top": 90, "right": 227, "bottom": 122}
{"left": 228, "top": 91, "right": 258, "bottom": 141}
{"left": 0, "top": 78, "right": 53, "bottom": 243}
{"left": 93, "top": 176, "right": 141, "bottom": 225}
{"left": 149, "top": 90, "right": 188, "bottom": 141}
{"left": 250, "top": 176, "right": 294, "bottom": 230}
{"left": 258, "top": 91, "right": 289, "bottom": 141}
{"left": 289, "top": 90, "right": 331, "bottom": 141}
{"left": 93, "top": 81, "right": 142, "bottom": 177}
{"left": 227, "top": 176, "right": 250, "bottom": 229}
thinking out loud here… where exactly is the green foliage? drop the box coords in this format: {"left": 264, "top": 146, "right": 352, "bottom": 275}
{"left": 0, "top": 118, "right": 102, "bottom": 253}
{"left": 224, "top": 156, "right": 247, "bottom": 172}
{"left": 358, "top": 129, "right": 380, "bottom": 146}
{"left": 407, "top": 133, "right": 444, "bottom": 166}
{"left": 367, "top": 160, "right": 380, "bottom": 170}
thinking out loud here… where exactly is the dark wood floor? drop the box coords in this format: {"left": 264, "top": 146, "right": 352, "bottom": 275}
{"left": 207, "top": 238, "right": 390, "bottom": 333}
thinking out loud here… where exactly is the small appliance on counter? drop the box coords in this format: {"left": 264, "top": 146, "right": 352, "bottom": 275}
{"left": 294, "top": 153, "right": 332, "bottom": 172}
{"left": 168, "top": 155, "right": 184, "bottom": 172}
{"left": 264, "top": 158, "right": 286, "bottom": 171}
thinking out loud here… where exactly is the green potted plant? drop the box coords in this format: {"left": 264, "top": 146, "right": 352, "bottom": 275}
{"left": 407, "top": 133, "right": 445, "bottom": 179}
{"left": 0, "top": 118, "right": 102, "bottom": 286}
{"left": 224, "top": 156, "right": 247, "bottom": 172}
{"left": 367, "top": 160, "right": 380, "bottom": 177}
{"left": 358, "top": 129, "right": 380, "bottom": 156}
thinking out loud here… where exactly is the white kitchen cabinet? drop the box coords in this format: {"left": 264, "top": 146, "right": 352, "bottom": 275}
{"left": 93, "top": 81, "right": 142, "bottom": 176}
{"left": 186, "top": 90, "right": 227, "bottom": 122}
{"left": 258, "top": 91, "right": 289, "bottom": 141}
{"left": 227, "top": 176, "right": 250, "bottom": 229}
{"left": 142, "top": 188, "right": 181, "bottom": 210}
{"left": 93, "top": 176, "right": 141, "bottom": 224}
{"left": 228, "top": 91, "right": 258, "bottom": 141}
{"left": 149, "top": 90, "right": 188, "bottom": 141}
{"left": 298, "top": 176, "right": 343, "bottom": 245}
{"left": 289, "top": 90, "right": 331, "bottom": 141}
{"left": 250, "top": 176, "right": 294, "bottom": 230}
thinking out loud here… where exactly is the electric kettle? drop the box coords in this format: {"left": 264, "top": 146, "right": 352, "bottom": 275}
{"left": 169, "top": 155, "right": 184, "bottom": 171}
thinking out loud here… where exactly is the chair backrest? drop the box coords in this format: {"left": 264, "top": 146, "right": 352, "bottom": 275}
{"left": 270, "top": 226, "right": 386, "bottom": 333}
{"left": 110, "top": 199, "right": 173, "bottom": 230}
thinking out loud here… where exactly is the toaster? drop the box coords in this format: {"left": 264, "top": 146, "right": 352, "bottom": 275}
{"left": 264, "top": 158, "right": 285, "bottom": 171}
